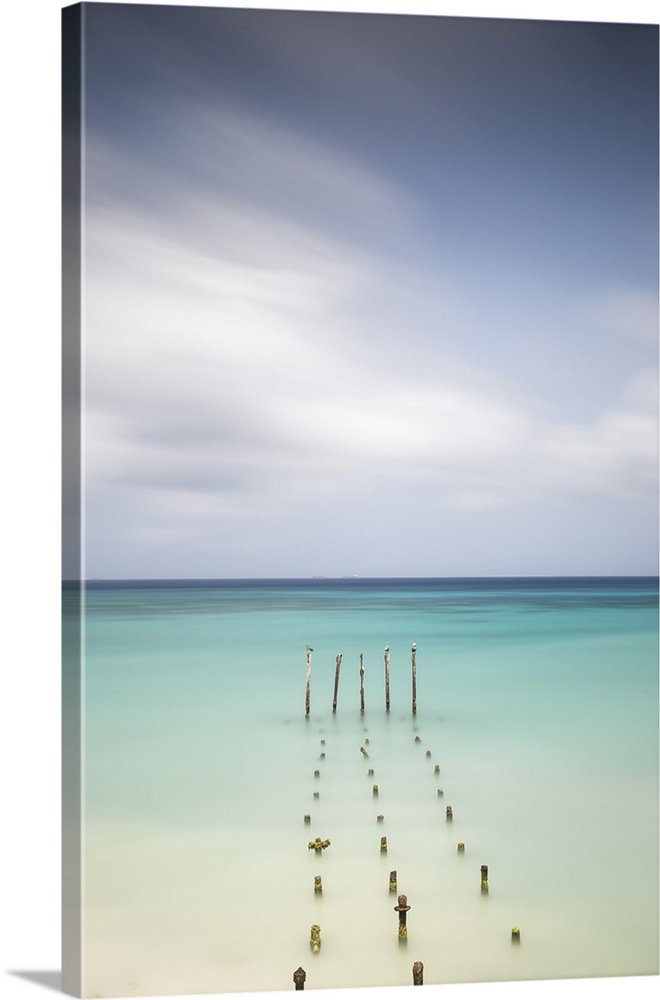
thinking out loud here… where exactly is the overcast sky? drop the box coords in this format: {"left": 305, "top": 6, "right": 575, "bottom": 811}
{"left": 79, "top": 2, "right": 658, "bottom": 579}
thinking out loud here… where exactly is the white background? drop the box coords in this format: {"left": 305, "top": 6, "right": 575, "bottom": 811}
{"left": 1, "top": 2, "right": 657, "bottom": 999}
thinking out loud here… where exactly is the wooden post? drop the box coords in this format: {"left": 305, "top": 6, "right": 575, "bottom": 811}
{"left": 310, "top": 925, "right": 321, "bottom": 952}
{"left": 512, "top": 927, "right": 521, "bottom": 943}
{"left": 394, "top": 894, "right": 411, "bottom": 940}
{"left": 293, "top": 967, "right": 306, "bottom": 990}
{"left": 308, "top": 838, "right": 331, "bottom": 854}
{"left": 359, "top": 652, "right": 365, "bottom": 714}
{"left": 446, "top": 805, "right": 453, "bottom": 821}
{"left": 384, "top": 646, "right": 390, "bottom": 711}
{"left": 380, "top": 836, "right": 388, "bottom": 852}
{"left": 411, "top": 643, "right": 417, "bottom": 715}
{"left": 389, "top": 870, "right": 397, "bottom": 892}
{"left": 412, "top": 961, "right": 423, "bottom": 985}
{"left": 457, "top": 842, "right": 465, "bottom": 852}
{"left": 332, "top": 653, "right": 342, "bottom": 712}
{"left": 481, "top": 865, "right": 489, "bottom": 893}
{"left": 305, "top": 646, "right": 313, "bottom": 717}
{"left": 314, "top": 875, "right": 322, "bottom": 894}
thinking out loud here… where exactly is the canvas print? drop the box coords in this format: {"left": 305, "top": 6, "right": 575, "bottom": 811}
{"left": 62, "top": 2, "right": 659, "bottom": 998}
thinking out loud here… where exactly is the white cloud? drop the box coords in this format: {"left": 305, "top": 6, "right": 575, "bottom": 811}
{"left": 82, "top": 106, "right": 658, "bottom": 569}
{"left": 581, "top": 286, "right": 659, "bottom": 346}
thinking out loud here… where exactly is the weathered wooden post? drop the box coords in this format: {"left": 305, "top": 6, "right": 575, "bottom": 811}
{"left": 457, "top": 842, "right": 465, "bottom": 852}
{"left": 332, "top": 653, "right": 342, "bottom": 712}
{"left": 411, "top": 643, "right": 417, "bottom": 715}
{"left": 308, "top": 838, "right": 331, "bottom": 854}
{"left": 384, "top": 646, "right": 390, "bottom": 711}
{"left": 446, "top": 805, "right": 453, "bottom": 821}
{"left": 305, "top": 646, "right": 313, "bottom": 717}
{"left": 511, "top": 927, "right": 521, "bottom": 943}
{"left": 359, "top": 652, "right": 365, "bottom": 714}
{"left": 412, "top": 961, "right": 424, "bottom": 985}
{"left": 380, "top": 836, "right": 388, "bottom": 852}
{"left": 389, "top": 870, "right": 397, "bottom": 892}
{"left": 314, "top": 875, "right": 322, "bottom": 894}
{"left": 293, "top": 967, "right": 306, "bottom": 990}
{"left": 394, "top": 894, "right": 411, "bottom": 940}
{"left": 310, "top": 925, "right": 321, "bottom": 952}
{"left": 481, "top": 865, "right": 489, "bottom": 893}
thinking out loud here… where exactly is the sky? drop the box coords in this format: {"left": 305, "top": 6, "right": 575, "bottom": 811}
{"left": 75, "top": 1, "right": 658, "bottom": 579}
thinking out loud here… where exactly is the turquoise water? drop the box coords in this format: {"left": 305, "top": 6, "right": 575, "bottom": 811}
{"left": 74, "top": 578, "right": 658, "bottom": 997}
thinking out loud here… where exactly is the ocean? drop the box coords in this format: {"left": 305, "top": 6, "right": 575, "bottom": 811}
{"left": 70, "top": 577, "right": 658, "bottom": 997}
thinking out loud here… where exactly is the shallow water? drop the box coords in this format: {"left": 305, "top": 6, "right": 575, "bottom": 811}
{"left": 73, "top": 578, "right": 658, "bottom": 997}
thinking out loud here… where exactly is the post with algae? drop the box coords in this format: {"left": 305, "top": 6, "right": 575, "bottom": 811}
{"left": 305, "top": 646, "right": 312, "bottom": 717}
{"left": 359, "top": 652, "right": 365, "bottom": 713}
{"left": 384, "top": 645, "right": 391, "bottom": 711}
{"left": 332, "top": 653, "right": 342, "bottom": 712}
{"left": 394, "top": 894, "right": 411, "bottom": 941}
{"left": 411, "top": 642, "right": 417, "bottom": 714}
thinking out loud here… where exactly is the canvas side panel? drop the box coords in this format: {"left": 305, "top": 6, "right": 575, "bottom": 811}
{"left": 62, "top": 3, "right": 83, "bottom": 996}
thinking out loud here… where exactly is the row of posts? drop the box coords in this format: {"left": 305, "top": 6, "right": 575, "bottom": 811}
{"left": 305, "top": 644, "right": 418, "bottom": 716}
{"left": 293, "top": 961, "right": 424, "bottom": 990}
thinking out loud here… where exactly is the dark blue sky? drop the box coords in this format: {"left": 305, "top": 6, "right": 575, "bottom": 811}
{"left": 80, "top": 2, "right": 658, "bottom": 577}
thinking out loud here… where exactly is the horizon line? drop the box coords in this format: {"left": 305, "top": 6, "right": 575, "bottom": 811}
{"left": 67, "top": 573, "right": 660, "bottom": 582}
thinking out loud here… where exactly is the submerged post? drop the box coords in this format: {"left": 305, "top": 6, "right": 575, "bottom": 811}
{"left": 384, "top": 646, "right": 390, "bottom": 712}
{"left": 293, "top": 967, "right": 306, "bottom": 990}
{"left": 359, "top": 653, "right": 365, "bottom": 714}
{"left": 481, "top": 865, "right": 489, "bottom": 893}
{"left": 411, "top": 642, "right": 417, "bottom": 715}
{"left": 412, "top": 961, "right": 424, "bottom": 985}
{"left": 305, "top": 646, "right": 313, "bottom": 717}
{"left": 394, "top": 894, "right": 411, "bottom": 940}
{"left": 332, "top": 653, "right": 342, "bottom": 713}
